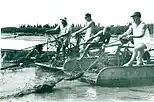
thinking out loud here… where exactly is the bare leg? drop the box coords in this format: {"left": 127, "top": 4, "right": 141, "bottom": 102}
{"left": 79, "top": 39, "right": 85, "bottom": 53}
{"left": 56, "top": 42, "right": 62, "bottom": 54}
{"left": 123, "top": 43, "right": 146, "bottom": 66}
{"left": 79, "top": 38, "right": 99, "bottom": 60}
{"left": 79, "top": 44, "right": 92, "bottom": 60}
{"left": 136, "top": 44, "right": 146, "bottom": 65}
{"left": 62, "top": 40, "right": 69, "bottom": 60}
{"left": 55, "top": 40, "right": 62, "bottom": 59}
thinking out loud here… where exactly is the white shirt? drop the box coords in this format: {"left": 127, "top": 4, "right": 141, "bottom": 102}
{"left": 84, "top": 20, "right": 95, "bottom": 42}
{"left": 129, "top": 22, "right": 150, "bottom": 46}
{"left": 59, "top": 24, "right": 72, "bottom": 35}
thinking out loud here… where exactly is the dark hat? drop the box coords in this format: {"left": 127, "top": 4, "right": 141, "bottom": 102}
{"left": 131, "top": 12, "right": 141, "bottom": 17}
{"left": 85, "top": 13, "right": 91, "bottom": 17}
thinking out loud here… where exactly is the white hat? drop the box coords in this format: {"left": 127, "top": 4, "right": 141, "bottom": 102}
{"left": 60, "top": 17, "right": 67, "bottom": 21}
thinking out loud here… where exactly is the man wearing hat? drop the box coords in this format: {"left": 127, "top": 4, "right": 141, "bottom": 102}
{"left": 118, "top": 12, "right": 150, "bottom": 66}
{"left": 46, "top": 17, "right": 72, "bottom": 60}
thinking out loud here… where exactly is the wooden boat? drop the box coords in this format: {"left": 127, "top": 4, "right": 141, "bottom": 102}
{"left": 79, "top": 64, "right": 154, "bottom": 87}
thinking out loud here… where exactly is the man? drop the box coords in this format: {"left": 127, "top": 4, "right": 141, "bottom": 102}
{"left": 118, "top": 12, "right": 150, "bottom": 66}
{"left": 72, "top": 13, "right": 96, "bottom": 53}
{"left": 79, "top": 26, "right": 111, "bottom": 60}
{"left": 46, "top": 17, "right": 72, "bottom": 60}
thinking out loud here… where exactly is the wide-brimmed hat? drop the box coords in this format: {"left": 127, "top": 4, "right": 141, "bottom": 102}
{"left": 130, "top": 12, "right": 141, "bottom": 17}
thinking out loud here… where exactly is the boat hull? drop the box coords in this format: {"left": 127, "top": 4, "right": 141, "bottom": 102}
{"left": 80, "top": 64, "right": 154, "bottom": 87}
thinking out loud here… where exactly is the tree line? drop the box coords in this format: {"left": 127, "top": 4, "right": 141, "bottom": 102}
{"left": 1, "top": 23, "right": 153, "bottom": 36}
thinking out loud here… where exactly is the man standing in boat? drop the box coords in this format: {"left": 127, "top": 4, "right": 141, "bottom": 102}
{"left": 72, "top": 13, "right": 96, "bottom": 54}
{"left": 79, "top": 26, "right": 111, "bottom": 60}
{"left": 46, "top": 17, "right": 72, "bottom": 60}
{"left": 119, "top": 12, "right": 150, "bottom": 66}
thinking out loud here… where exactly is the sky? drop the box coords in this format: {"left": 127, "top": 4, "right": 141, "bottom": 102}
{"left": 1, "top": 0, "right": 154, "bottom": 27}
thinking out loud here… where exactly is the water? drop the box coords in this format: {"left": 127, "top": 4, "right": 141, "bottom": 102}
{"left": 1, "top": 68, "right": 154, "bottom": 102}
{"left": 1, "top": 35, "right": 154, "bottom": 102}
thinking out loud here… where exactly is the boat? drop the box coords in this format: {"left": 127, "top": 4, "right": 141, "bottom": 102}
{"left": 62, "top": 43, "right": 154, "bottom": 87}
{"left": 79, "top": 64, "right": 154, "bottom": 87}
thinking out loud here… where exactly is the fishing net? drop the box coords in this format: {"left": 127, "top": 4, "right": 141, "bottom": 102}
{"left": 0, "top": 67, "right": 64, "bottom": 99}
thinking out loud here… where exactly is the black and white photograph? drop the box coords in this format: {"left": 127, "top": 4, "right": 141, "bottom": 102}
{"left": 1, "top": 0, "right": 154, "bottom": 101}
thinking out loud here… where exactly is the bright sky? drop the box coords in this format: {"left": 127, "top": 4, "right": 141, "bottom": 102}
{"left": 1, "top": 0, "right": 154, "bottom": 27}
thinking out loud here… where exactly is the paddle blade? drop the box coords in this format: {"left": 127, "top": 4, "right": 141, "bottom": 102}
{"left": 65, "top": 72, "right": 84, "bottom": 81}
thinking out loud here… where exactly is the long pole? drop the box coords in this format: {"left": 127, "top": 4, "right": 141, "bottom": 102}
{"left": 153, "top": 23, "right": 154, "bottom": 37}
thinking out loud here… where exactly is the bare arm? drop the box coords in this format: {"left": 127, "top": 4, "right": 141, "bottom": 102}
{"left": 94, "top": 30, "right": 103, "bottom": 37}
{"left": 58, "top": 31, "right": 71, "bottom": 38}
{"left": 54, "top": 25, "right": 60, "bottom": 31}
{"left": 46, "top": 25, "right": 60, "bottom": 33}
{"left": 58, "top": 26, "right": 72, "bottom": 38}
{"left": 72, "top": 21, "right": 94, "bottom": 36}
{"left": 86, "top": 30, "right": 103, "bottom": 42}
{"left": 119, "top": 25, "right": 133, "bottom": 39}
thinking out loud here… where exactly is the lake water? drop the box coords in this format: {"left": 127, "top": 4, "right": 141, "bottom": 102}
{"left": 1, "top": 34, "right": 154, "bottom": 102}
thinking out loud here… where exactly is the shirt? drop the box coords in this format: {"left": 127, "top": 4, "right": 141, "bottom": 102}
{"left": 59, "top": 24, "right": 72, "bottom": 41}
{"left": 100, "top": 33, "right": 111, "bottom": 44}
{"left": 131, "top": 22, "right": 150, "bottom": 45}
{"left": 84, "top": 20, "right": 95, "bottom": 42}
